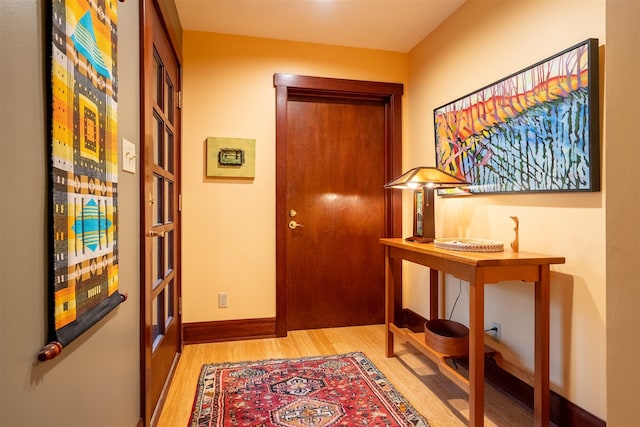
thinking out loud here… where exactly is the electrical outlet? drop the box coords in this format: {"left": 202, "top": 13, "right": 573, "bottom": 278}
{"left": 218, "top": 292, "right": 228, "bottom": 308}
{"left": 491, "top": 321, "right": 501, "bottom": 342}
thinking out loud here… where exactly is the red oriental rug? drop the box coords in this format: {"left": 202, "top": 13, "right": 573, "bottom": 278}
{"left": 189, "top": 352, "right": 430, "bottom": 427}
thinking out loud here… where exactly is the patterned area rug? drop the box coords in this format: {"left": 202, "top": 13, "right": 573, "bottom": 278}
{"left": 189, "top": 352, "right": 430, "bottom": 427}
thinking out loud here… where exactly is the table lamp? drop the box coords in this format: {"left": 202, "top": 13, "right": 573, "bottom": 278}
{"left": 384, "top": 166, "right": 469, "bottom": 243}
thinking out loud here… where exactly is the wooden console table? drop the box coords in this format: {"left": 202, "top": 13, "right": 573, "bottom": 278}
{"left": 380, "top": 238, "right": 565, "bottom": 427}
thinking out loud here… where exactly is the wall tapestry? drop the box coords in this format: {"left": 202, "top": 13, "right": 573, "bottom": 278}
{"left": 40, "top": 0, "right": 125, "bottom": 361}
{"left": 434, "top": 38, "right": 600, "bottom": 194}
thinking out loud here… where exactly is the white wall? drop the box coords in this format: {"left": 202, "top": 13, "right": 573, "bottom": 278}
{"left": 407, "top": 0, "right": 606, "bottom": 419}
{"left": 0, "top": 1, "right": 141, "bottom": 426}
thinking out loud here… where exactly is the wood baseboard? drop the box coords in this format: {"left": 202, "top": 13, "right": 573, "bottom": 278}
{"left": 183, "top": 317, "right": 277, "bottom": 344}
{"left": 401, "top": 309, "right": 606, "bottom": 427}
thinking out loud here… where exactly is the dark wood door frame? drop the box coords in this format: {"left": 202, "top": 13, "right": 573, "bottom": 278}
{"left": 274, "top": 73, "right": 403, "bottom": 337}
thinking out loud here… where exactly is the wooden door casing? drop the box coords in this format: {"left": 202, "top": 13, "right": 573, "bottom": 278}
{"left": 274, "top": 74, "right": 403, "bottom": 335}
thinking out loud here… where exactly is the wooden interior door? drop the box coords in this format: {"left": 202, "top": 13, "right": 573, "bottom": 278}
{"left": 141, "top": 2, "right": 182, "bottom": 425}
{"left": 274, "top": 74, "right": 403, "bottom": 334}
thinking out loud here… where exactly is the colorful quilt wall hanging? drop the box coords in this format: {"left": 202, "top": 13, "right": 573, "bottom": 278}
{"left": 40, "top": 0, "right": 125, "bottom": 361}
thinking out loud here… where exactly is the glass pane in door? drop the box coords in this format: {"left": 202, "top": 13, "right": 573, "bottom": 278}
{"left": 165, "top": 127, "right": 174, "bottom": 174}
{"left": 166, "top": 180, "right": 174, "bottom": 223}
{"left": 153, "top": 50, "right": 162, "bottom": 108}
{"left": 165, "top": 75, "right": 173, "bottom": 121}
{"left": 153, "top": 174, "right": 163, "bottom": 225}
{"left": 165, "top": 229, "right": 173, "bottom": 274}
{"left": 152, "top": 289, "right": 162, "bottom": 349}
{"left": 154, "top": 112, "right": 164, "bottom": 168}
{"left": 165, "top": 279, "right": 174, "bottom": 328}
{"left": 157, "top": 234, "right": 165, "bottom": 283}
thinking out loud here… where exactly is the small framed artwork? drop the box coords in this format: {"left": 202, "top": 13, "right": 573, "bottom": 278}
{"left": 434, "top": 38, "right": 600, "bottom": 194}
{"left": 206, "top": 137, "right": 256, "bottom": 178}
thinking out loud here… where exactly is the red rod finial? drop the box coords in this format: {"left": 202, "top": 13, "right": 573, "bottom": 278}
{"left": 38, "top": 342, "right": 63, "bottom": 362}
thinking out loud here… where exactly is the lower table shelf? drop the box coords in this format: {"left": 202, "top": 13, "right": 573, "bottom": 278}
{"left": 389, "top": 323, "right": 499, "bottom": 393}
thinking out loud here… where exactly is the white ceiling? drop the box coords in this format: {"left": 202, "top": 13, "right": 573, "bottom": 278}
{"left": 174, "top": 0, "right": 466, "bottom": 53}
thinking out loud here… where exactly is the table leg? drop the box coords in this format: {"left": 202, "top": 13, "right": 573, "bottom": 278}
{"left": 534, "top": 266, "right": 551, "bottom": 427}
{"left": 384, "top": 246, "right": 394, "bottom": 357}
{"left": 429, "top": 268, "right": 439, "bottom": 320}
{"left": 469, "top": 275, "right": 485, "bottom": 426}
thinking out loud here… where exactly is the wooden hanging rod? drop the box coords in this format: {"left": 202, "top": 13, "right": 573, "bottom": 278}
{"left": 37, "top": 292, "right": 128, "bottom": 362}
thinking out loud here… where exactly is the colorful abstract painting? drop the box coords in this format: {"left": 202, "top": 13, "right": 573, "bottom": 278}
{"left": 434, "top": 39, "right": 600, "bottom": 194}
{"left": 45, "top": 0, "right": 123, "bottom": 352}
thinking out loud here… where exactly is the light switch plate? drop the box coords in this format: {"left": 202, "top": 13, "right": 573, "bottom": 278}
{"left": 122, "top": 138, "right": 136, "bottom": 174}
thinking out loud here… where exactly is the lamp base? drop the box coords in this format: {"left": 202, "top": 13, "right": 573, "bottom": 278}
{"left": 405, "top": 236, "right": 434, "bottom": 244}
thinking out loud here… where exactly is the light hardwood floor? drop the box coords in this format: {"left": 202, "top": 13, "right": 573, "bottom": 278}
{"left": 157, "top": 324, "right": 534, "bottom": 426}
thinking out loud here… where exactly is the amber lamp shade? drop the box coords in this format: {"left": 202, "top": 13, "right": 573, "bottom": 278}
{"left": 384, "top": 167, "right": 469, "bottom": 243}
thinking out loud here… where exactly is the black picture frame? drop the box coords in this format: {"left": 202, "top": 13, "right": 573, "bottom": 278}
{"left": 434, "top": 38, "right": 600, "bottom": 194}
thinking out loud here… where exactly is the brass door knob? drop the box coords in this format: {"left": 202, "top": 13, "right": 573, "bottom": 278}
{"left": 288, "top": 220, "right": 304, "bottom": 230}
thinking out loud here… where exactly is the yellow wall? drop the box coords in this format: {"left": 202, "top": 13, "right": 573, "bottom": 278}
{"left": 181, "top": 32, "right": 408, "bottom": 321}
{"left": 605, "top": 0, "right": 640, "bottom": 425}
{"left": 407, "top": 0, "right": 606, "bottom": 419}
